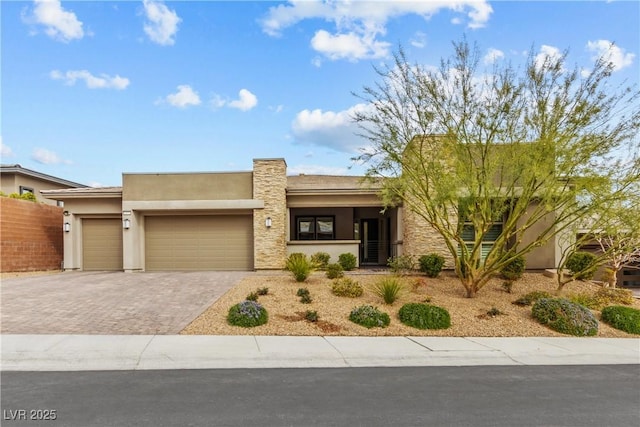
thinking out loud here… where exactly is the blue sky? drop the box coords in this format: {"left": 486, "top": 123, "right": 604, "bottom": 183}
{"left": 1, "top": 0, "right": 638, "bottom": 187}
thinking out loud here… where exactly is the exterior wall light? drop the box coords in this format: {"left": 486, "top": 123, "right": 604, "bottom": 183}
{"left": 123, "top": 218, "right": 131, "bottom": 229}
{"left": 63, "top": 222, "right": 70, "bottom": 232}
{"left": 265, "top": 217, "right": 272, "bottom": 228}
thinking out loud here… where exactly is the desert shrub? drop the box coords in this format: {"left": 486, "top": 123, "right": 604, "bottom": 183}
{"left": 256, "top": 287, "right": 269, "bottom": 296}
{"left": 227, "top": 301, "right": 268, "bottom": 327}
{"left": 486, "top": 307, "right": 504, "bottom": 317}
{"left": 501, "top": 255, "right": 526, "bottom": 281}
{"left": 501, "top": 281, "right": 514, "bottom": 294}
{"left": 246, "top": 291, "right": 259, "bottom": 302}
{"left": 567, "top": 293, "right": 597, "bottom": 309}
{"left": 418, "top": 253, "right": 445, "bottom": 278}
{"left": 532, "top": 298, "right": 598, "bottom": 336}
{"left": 371, "top": 277, "right": 404, "bottom": 304}
{"left": 326, "top": 263, "right": 344, "bottom": 279}
{"left": 338, "top": 253, "right": 357, "bottom": 271}
{"left": 305, "top": 310, "right": 319, "bottom": 322}
{"left": 387, "top": 255, "right": 415, "bottom": 275}
{"left": 296, "top": 287, "right": 312, "bottom": 304}
{"left": 310, "top": 252, "right": 331, "bottom": 269}
{"left": 601, "top": 306, "right": 640, "bottom": 335}
{"left": 8, "top": 192, "right": 37, "bottom": 202}
{"left": 566, "top": 251, "right": 598, "bottom": 280}
{"left": 349, "top": 305, "right": 390, "bottom": 329}
{"left": 286, "top": 253, "right": 314, "bottom": 282}
{"left": 513, "top": 290, "right": 553, "bottom": 307}
{"left": 296, "top": 288, "right": 309, "bottom": 297}
{"left": 331, "top": 278, "right": 363, "bottom": 298}
{"left": 411, "top": 278, "right": 428, "bottom": 292}
{"left": 593, "top": 288, "right": 634, "bottom": 307}
{"left": 398, "top": 303, "right": 451, "bottom": 330}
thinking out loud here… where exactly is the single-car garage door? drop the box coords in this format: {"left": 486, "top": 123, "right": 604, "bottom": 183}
{"left": 145, "top": 215, "right": 253, "bottom": 271}
{"left": 83, "top": 218, "right": 123, "bottom": 271}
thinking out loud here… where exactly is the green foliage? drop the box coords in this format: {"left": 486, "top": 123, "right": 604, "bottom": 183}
{"left": 418, "top": 253, "right": 445, "bottom": 278}
{"left": 568, "top": 288, "right": 634, "bottom": 310}
{"left": 286, "top": 253, "right": 314, "bottom": 282}
{"left": 6, "top": 192, "right": 37, "bottom": 202}
{"left": 338, "top": 253, "right": 357, "bottom": 271}
{"left": 501, "top": 281, "right": 514, "bottom": 294}
{"left": 349, "top": 305, "right": 390, "bottom": 329}
{"left": 331, "top": 277, "right": 364, "bottom": 298}
{"left": 601, "top": 306, "right": 640, "bottom": 335}
{"left": 387, "top": 255, "right": 415, "bottom": 275}
{"left": 566, "top": 251, "right": 598, "bottom": 280}
{"left": 532, "top": 298, "right": 598, "bottom": 336}
{"left": 305, "top": 310, "right": 319, "bottom": 323}
{"left": 371, "top": 277, "right": 404, "bottom": 304}
{"left": 486, "top": 307, "right": 504, "bottom": 317}
{"left": 296, "top": 287, "right": 312, "bottom": 304}
{"left": 512, "top": 290, "right": 552, "bottom": 307}
{"left": 227, "top": 301, "right": 268, "bottom": 328}
{"left": 256, "top": 287, "right": 269, "bottom": 296}
{"left": 398, "top": 303, "right": 451, "bottom": 330}
{"left": 310, "top": 252, "right": 331, "bottom": 269}
{"left": 326, "top": 263, "right": 344, "bottom": 279}
{"left": 501, "top": 255, "right": 525, "bottom": 280}
{"left": 246, "top": 291, "right": 259, "bottom": 302}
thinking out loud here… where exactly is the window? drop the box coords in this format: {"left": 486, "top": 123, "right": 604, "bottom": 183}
{"left": 19, "top": 186, "right": 34, "bottom": 196}
{"left": 296, "top": 216, "right": 335, "bottom": 240}
{"left": 459, "top": 222, "right": 503, "bottom": 262}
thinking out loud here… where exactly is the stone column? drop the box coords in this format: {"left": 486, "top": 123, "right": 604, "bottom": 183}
{"left": 253, "top": 158, "right": 287, "bottom": 269}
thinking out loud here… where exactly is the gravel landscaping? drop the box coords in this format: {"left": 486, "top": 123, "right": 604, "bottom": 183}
{"left": 181, "top": 271, "right": 640, "bottom": 337}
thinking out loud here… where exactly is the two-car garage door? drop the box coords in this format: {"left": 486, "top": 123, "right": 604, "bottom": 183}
{"left": 145, "top": 215, "right": 253, "bottom": 271}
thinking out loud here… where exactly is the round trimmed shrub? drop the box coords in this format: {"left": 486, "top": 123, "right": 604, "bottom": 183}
{"left": 532, "top": 298, "right": 598, "bottom": 336}
{"left": 326, "top": 263, "right": 344, "bottom": 279}
{"left": 512, "top": 290, "right": 552, "bottom": 307}
{"left": 338, "top": 253, "right": 357, "bottom": 271}
{"left": 501, "top": 255, "right": 525, "bottom": 280}
{"left": 418, "top": 253, "right": 445, "bottom": 278}
{"left": 566, "top": 251, "right": 598, "bottom": 280}
{"left": 227, "top": 300, "right": 268, "bottom": 328}
{"left": 310, "top": 252, "right": 331, "bottom": 269}
{"left": 601, "top": 306, "right": 640, "bottom": 335}
{"left": 331, "top": 278, "right": 363, "bottom": 298}
{"left": 349, "top": 305, "right": 390, "bottom": 328}
{"left": 398, "top": 303, "right": 451, "bottom": 330}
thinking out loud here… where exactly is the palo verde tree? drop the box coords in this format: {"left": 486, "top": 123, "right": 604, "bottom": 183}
{"left": 353, "top": 39, "right": 640, "bottom": 297}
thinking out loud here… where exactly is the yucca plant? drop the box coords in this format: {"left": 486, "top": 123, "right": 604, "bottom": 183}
{"left": 286, "top": 253, "right": 314, "bottom": 282}
{"left": 372, "top": 277, "right": 404, "bottom": 304}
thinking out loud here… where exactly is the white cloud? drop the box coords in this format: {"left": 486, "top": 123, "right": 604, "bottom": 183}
{"left": 287, "top": 164, "right": 351, "bottom": 176}
{"left": 483, "top": 48, "right": 504, "bottom": 65}
{"left": 143, "top": 0, "right": 181, "bottom": 46}
{"left": 31, "top": 148, "right": 71, "bottom": 165}
{"left": 26, "top": 0, "right": 84, "bottom": 42}
{"left": 260, "top": 0, "right": 492, "bottom": 62}
{"left": 586, "top": 39, "right": 635, "bottom": 71}
{"left": 534, "top": 45, "right": 564, "bottom": 70}
{"left": 410, "top": 31, "right": 427, "bottom": 49}
{"left": 50, "top": 69, "right": 130, "bottom": 90}
{"left": 229, "top": 89, "right": 258, "bottom": 111}
{"left": 1, "top": 137, "right": 14, "bottom": 158}
{"left": 292, "top": 103, "right": 372, "bottom": 153}
{"left": 162, "top": 85, "right": 201, "bottom": 108}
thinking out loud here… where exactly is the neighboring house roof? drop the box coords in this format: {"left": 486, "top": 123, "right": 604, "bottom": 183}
{"left": 286, "top": 174, "right": 381, "bottom": 195}
{"left": 0, "top": 164, "right": 87, "bottom": 188}
{"left": 40, "top": 186, "right": 123, "bottom": 199}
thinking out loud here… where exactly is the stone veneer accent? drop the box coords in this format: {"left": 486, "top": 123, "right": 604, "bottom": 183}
{"left": 402, "top": 206, "right": 455, "bottom": 268}
{"left": 253, "top": 159, "right": 288, "bottom": 269}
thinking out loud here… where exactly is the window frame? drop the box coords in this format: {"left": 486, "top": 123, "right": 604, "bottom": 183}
{"left": 295, "top": 215, "right": 335, "bottom": 240}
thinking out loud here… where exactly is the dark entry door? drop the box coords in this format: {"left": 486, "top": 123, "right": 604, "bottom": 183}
{"left": 360, "top": 219, "right": 379, "bottom": 265}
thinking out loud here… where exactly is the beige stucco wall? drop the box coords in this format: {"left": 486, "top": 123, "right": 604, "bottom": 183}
{"left": 516, "top": 201, "right": 558, "bottom": 269}
{"left": 123, "top": 172, "right": 253, "bottom": 201}
{"left": 253, "top": 159, "right": 287, "bottom": 269}
{"left": 58, "top": 198, "right": 123, "bottom": 271}
{"left": 1, "top": 174, "right": 76, "bottom": 205}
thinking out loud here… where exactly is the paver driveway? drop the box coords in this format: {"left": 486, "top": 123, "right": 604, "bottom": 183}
{"left": 1, "top": 271, "right": 250, "bottom": 334}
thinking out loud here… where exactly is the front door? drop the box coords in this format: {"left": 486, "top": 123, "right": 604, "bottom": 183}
{"left": 360, "top": 219, "right": 379, "bottom": 265}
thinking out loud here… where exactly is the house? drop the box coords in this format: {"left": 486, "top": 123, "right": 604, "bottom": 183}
{"left": 41, "top": 158, "right": 561, "bottom": 274}
{"left": 0, "top": 164, "right": 87, "bottom": 205}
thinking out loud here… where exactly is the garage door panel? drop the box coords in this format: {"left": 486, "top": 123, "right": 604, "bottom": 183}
{"left": 83, "top": 219, "right": 123, "bottom": 271}
{"left": 145, "top": 215, "right": 253, "bottom": 271}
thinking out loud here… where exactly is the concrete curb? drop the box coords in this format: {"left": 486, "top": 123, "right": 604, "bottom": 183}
{"left": 2, "top": 335, "right": 638, "bottom": 371}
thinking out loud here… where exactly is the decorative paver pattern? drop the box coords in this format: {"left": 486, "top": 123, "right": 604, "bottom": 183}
{"left": 1, "top": 271, "right": 249, "bottom": 334}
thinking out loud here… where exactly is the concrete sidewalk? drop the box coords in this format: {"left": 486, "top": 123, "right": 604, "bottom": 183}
{"left": 2, "top": 335, "right": 638, "bottom": 371}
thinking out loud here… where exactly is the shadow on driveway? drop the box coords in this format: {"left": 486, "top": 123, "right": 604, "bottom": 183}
{"left": 1, "top": 271, "right": 250, "bottom": 334}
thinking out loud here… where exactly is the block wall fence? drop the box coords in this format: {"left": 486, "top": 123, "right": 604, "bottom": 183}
{"left": 0, "top": 197, "right": 63, "bottom": 272}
